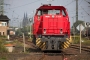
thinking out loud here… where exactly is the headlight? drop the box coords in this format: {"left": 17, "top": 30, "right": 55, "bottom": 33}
{"left": 60, "top": 29, "right": 63, "bottom": 34}
{"left": 43, "top": 29, "right": 46, "bottom": 34}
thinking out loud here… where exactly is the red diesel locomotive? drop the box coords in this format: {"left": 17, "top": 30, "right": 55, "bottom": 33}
{"left": 33, "top": 4, "right": 70, "bottom": 51}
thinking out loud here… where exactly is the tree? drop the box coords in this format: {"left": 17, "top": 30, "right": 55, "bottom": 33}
{"left": 72, "top": 20, "right": 85, "bottom": 34}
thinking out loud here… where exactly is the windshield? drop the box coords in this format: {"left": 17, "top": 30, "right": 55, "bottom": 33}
{"left": 37, "top": 10, "right": 60, "bottom": 15}
{"left": 48, "top": 10, "right": 60, "bottom": 15}
{"left": 37, "top": 9, "right": 67, "bottom": 16}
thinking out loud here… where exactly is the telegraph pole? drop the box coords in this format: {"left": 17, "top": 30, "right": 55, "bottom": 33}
{"left": 76, "top": 0, "right": 78, "bottom": 21}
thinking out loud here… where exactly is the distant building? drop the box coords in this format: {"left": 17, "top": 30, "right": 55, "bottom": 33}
{"left": 0, "top": 14, "right": 10, "bottom": 36}
{"left": 9, "top": 27, "right": 19, "bottom": 35}
{"left": 22, "top": 13, "right": 29, "bottom": 27}
{"left": 9, "top": 29, "right": 15, "bottom": 35}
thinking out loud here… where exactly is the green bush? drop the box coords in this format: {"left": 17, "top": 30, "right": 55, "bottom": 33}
{"left": 0, "top": 42, "right": 8, "bottom": 53}
{"left": 0, "top": 36, "right": 8, "bottom": 53}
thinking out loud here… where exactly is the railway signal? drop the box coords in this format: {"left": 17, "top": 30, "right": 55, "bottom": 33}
{"left": 76, "top": 24, "right": 84, "bottom": 31}
{"left": 85, "top": 22, "right": 90, "bottom": 39}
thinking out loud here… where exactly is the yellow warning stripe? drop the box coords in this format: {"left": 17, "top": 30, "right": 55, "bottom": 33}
{"left": 36, "top": 40, "right": 41, "bottom": 45}
{"left": 38, "top": 42, "right": 42, "bottom": 46}
{"left": 62, "top": 36, "right": 72, "bottom": 49}
{"left": 36, "top": 38, "right": 46, "bottom": 49}
{"left": 36, "top": 36, "right": 72, "bottom": 49}
{"left": 40, "top": 43, "right": 45, "bottom": 48}
{"left": 36, "top": 38, "right": 41, "bottom": 42}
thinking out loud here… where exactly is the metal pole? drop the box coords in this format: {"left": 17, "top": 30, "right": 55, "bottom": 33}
{"left": 79, "top": 24, "right": 81, "bottom": 53}
{"left": 72, "top": 17, "right": 74, "bottom": 44}
{"left": 87, "top": 25, "right": 88, "bottom": 39}
{"left": 86, "top": 22, "right": 90, "bottom": 39}
{"left": 72, "top": 17, "right": 75, "bottom": 41}
{"left": 29, "top": 18, "right": 32, "bottom": 39}
{"left": 30, "top": 22, "right": 31, "bottom": 39}
{"left": 76, "top": 0, "right": 78, "bottom": 21}
{"left": 23, "top": 33, "right": 25, "bottom": 52}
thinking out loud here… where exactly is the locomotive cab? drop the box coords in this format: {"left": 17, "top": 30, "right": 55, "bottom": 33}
{"left": 33, "top": 4, "right": 70, "bottom": 51}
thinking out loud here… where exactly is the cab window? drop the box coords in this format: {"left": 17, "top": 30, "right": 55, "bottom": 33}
{"left": 37, "top": 10, "right": 42, "bottom": 15}
{"left": 62, "top": 10, "right": 66, "bottom": 17}
{"left": 42, "top": 10, "right": 48, "bottom": 14}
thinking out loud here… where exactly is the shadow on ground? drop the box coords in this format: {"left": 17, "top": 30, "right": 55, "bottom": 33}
{"left": 27, "top": 48, "right": 42, "bottom": 52}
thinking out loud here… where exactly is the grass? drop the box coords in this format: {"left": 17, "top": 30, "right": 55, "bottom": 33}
{"left": 0, "top": 57, "right": 7, "bottom": 60}
{"left": 71, "top": 35, "right": 90, "bottom": 46}
{"left": 81, "top": 39, "right": 90, "bottom": 46}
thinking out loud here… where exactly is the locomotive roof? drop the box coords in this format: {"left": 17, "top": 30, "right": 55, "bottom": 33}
{"left": 37, "top": 5, "right": 66, "bottom": 10}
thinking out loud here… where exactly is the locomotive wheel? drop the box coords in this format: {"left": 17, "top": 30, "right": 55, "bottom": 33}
{"left": 32, "top": 35, "right": 36, "bottom": 45}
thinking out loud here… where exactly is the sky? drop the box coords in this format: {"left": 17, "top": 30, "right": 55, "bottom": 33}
{"left": 4, "top": 0, "right": 90, "bottom": 27}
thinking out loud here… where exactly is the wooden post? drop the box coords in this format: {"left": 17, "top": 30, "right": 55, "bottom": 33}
{"left": 23, "top": 33, "right": 25, "bottom": 52}
{"left": 79, "top": 24, "right": 81, "bottom": 53}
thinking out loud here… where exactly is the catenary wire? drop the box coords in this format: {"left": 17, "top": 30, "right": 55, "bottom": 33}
{"left": 5, "top": 0, "right": 42, "bottom": 10}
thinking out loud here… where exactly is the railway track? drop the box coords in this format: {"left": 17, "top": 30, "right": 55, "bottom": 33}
{"left": 0, "top": 53, "right": 74, "bottom": 60}
{"left": 10, "top": 36, "right": 90, "bottom": 53}
{"left": 38, "top": 53, "right": 67, "bottom": 60}
{"left": 70, "top": 44, "right": 90, "bottom": 52}
{"left": 0, "top": 52, "right": 90, "bottom": 60}
{"left": 2, "top": 36, "right": 90, "bottom": 60}
{"left": 38, "top": 52, "right": 90, "bottom": 60}
{"left": 9, "top": 36, "right": 32, "bottom": 45}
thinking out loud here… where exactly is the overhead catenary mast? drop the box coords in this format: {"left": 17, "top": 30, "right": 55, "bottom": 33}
{"left": 76, "top": 0, "right": 78, "bottom": 21}
{"left": 0, "top": 0, "right": 10, "bottom": 15}
{"left": 0, "top": 0, "right": 4, "bottom": 15}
